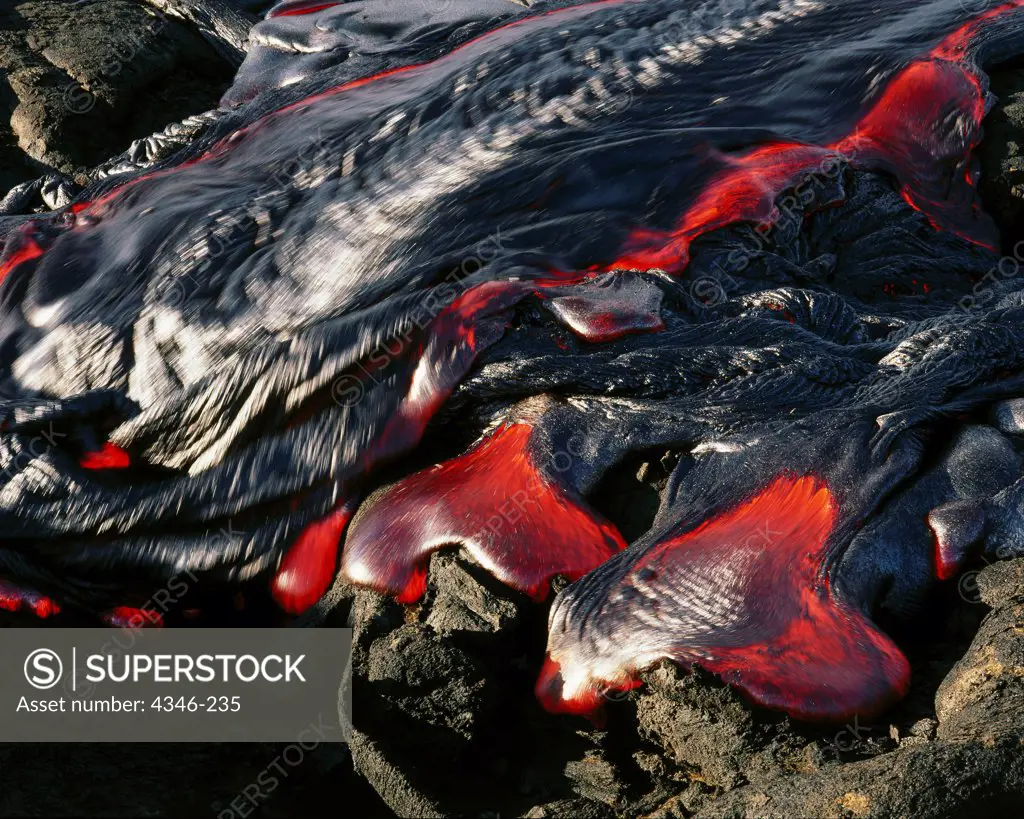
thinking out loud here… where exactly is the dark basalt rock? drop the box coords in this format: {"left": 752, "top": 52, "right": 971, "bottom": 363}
{"left": 345, "top": 553, "right": 588, "bottom": 817}
{"left": 0, "top": 0, "right": 234, "bottom": 190}
{"left": 935, "top": 559, "right": 1024, "bottom": 743}
{"left": 342, "top": 550, "right": 1024, "bottom": 818}
{"left": 979, "top": 62, "right": 1024, "bottom": 255}
{"left": 696, "top": 559, "right": 1024, "bottom": 819}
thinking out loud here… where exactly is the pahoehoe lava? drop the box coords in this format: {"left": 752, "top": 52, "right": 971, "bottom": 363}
{"left": 2, "top": 0, "right": 1024, "bottom": 727}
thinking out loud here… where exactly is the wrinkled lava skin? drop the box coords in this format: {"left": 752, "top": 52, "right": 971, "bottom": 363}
{"left": 3, "top": 0, "right": 1024, "bottom": 721}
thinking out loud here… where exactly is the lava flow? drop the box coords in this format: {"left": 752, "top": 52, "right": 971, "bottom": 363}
{"left": 538, "top": 475, "right": 910, "bottom": 723}
{"left": 0, "top": 0, "right": 1021, "bottom": 727}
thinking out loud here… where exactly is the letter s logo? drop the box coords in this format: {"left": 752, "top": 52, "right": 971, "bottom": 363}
{"left": 24, "top": 648, "right": 63, "bottom": 690}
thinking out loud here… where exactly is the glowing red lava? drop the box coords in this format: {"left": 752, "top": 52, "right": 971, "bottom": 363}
{"left": 341, "top": 421, "right": 626, "bottom": 603}
{"left": 537, "top": 476, "right": 911, "bottom": 723}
